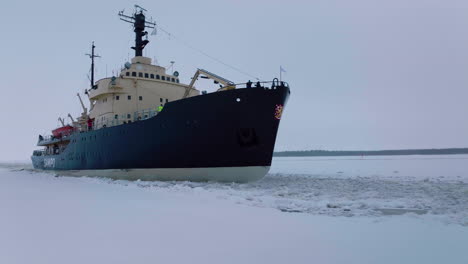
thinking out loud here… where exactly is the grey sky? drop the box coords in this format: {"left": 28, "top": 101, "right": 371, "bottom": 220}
{"left": 1, "top": 0, "right": 468, "bottom": 161}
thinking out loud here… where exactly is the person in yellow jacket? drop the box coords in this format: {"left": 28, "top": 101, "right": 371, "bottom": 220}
{"left": 158, "top": 105, "right": 163, "bottom": 112}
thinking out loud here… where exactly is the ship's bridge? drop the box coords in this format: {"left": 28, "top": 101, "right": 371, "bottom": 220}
{"left": 87, "top": 57, "right": 189, "bottom": 100}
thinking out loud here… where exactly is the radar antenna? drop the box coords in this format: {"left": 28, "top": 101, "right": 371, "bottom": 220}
{"left": 85, "top": 42, "right": 100, "bottom": 90}
{"left": 134, "top": 5, "right": 147, "bottom": 12}
{"left": 118, "top": 6, "right": 156, "bottom": 57}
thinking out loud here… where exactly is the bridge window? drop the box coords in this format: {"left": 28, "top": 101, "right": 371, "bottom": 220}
{"left": 126, "top": 72, "right": 130, "bottom": 76}
{"left": 162, "top": 76, "right": 166, "bottom": 81}
{"left": 156, "top": 75, "right": 160, "bottom": 79}
{"left": 145, "top": 73, "right": 149, "bottom": 78}
{"left": 139, "top": 96, "right": 143, "bottom": 101}
{"left": 176, "top": 79, "right": 179, "bottom": 83}
{"left": 128, "top": 95, "right": 131, "bottom": 100}
{"left": 160, "top": 98, "right": 163, "bottom": 103}
{"left": 138, "top": 72, "right": 143, "bottom": 77}
{"left": 150, "top": 74, "right": 154, "bottom": 79}
{"left": 166, "top": 99, "right": 169, "bottom": 103}
{"left": 115, "top": 95, "right": 120, "bottom": 100}
{"left": 114, "top": 115, "right": 118, "bottom": 119}
{"left": 127, "top": 114, "right": 131, "bottom": 118}
{"left": 171, "top": 78, "right": 175, "bottom": 82}
{"left": 132, "top": 72, "right": 136, "bottom": 77}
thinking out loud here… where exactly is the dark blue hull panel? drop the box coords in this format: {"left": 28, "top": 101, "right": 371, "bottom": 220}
{"left": 32, "top": 86, "right": 290, "bottom": 170}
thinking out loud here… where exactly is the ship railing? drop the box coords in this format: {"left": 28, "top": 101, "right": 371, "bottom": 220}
{"left": 232, "top": 79, "right": 290, "bottom": 90}
{"left": 34, "top": 141, "right": 68, "bottom": 156}
{"left": 32, "top": 150, "right": 46, "bottom": 156}
{"left": 93, "top": 107, "right": 161, "bottom": 130}
{"left": 38, "top": 130, "right": 76, "bottom": 145}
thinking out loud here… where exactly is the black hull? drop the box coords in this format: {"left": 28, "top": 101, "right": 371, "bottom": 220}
{"left": 32, "top": 86, "right": 289, "bottom": 172}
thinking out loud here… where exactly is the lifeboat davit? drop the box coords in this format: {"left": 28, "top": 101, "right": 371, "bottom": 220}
{"left": 52, "top": 125, "right": 74, "bottom": 138}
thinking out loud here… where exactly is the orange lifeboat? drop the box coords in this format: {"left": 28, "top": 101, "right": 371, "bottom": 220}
{"left": 52, "top": 125, "right": 74, "bottom": 138}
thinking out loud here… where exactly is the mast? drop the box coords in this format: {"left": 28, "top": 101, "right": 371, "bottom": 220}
{"left": 85, "top": 42, "right": 100, "bottom": 90}
{"left": 118, "top": 5, "right": 156, "bottom": 57}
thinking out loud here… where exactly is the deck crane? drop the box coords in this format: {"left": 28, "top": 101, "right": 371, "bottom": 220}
{"left": 183, "top": 69, "right": 236, "bottom": 98}
{"left": 77, "top": 93, "right": 88, "bottom": 115}
{"left": 67, "top": 114, "right": 75, "bottom": 123}
{"left": 58, "top": 117, "right": 65, "bottom": 126}
{"left": 76, "top": 93, "right": 90, "bottom": 131}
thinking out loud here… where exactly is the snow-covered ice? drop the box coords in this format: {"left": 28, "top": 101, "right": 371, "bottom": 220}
{"left": 1, "top": 155, "right": 468, "bottom": 263}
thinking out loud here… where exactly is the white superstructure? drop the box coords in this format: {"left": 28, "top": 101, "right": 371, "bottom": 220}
{"left": 87, "top": 56, "right": 200, "bottom": 129}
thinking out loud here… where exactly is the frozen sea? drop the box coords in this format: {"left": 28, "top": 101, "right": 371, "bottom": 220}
{"left": 1, "top": 155, "right": 468, "bottom": 264}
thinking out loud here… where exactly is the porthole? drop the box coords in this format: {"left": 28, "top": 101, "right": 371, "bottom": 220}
{"left": 236, "top": 98, "right": 241, "bottom": 102}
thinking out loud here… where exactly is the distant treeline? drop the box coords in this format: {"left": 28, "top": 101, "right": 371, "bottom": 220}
{"left": 274, "top": 148, "right": 468, "bottom": 157}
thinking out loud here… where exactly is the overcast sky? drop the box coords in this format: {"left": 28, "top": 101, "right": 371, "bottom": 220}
{"left": 1, "top": 0, "right": 468, "bottom": 161}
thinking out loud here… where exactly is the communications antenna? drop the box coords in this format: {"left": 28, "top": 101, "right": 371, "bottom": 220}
{"left": 118, "top": 6, "right": 156, "bottom": 57}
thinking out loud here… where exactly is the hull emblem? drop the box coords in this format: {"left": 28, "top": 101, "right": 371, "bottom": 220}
{"left": 275, "top": 104, "right": 284, "bottom": 120}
